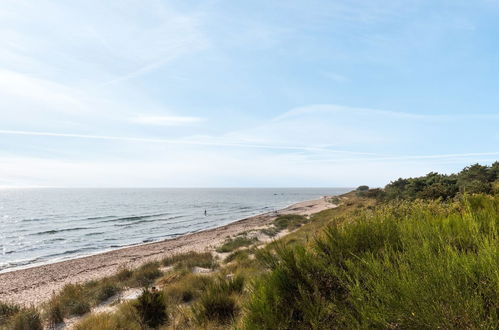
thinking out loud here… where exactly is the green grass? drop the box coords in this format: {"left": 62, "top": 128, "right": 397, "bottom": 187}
{"left": 0, "top": 302, "right": 20, "bottom": 326}
{"left": 43, "top": 261, "right": 163, "bottom": 323}
{"left": 242, "top": 194, "right": 499, "bottom": 329}
{"left": 259, "top": 214, "right": 309, "bottom": 238}
{"left": 3, "top": 184, "right": 496, "bottom": 330}
{"left": 273, "top": 214, "right": 308, "bottom": 231}
{"left": 162, "top": 273, "right": 214, "bottom": 304}
{"left": 216, "top": 236, "right": 258, "bottom": 253}
{"left": 5, "top": 307, "right": 42, "bottom": 330}
{"left": 163, "top": 251, "right": 217, "bottom": 271}
{"left": 74, "top": 303, "right": 141, "bottom": 330}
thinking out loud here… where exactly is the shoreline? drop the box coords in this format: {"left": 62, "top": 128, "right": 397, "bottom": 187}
{"left": 0, "top": 196, "right": 338, "bottom": 306}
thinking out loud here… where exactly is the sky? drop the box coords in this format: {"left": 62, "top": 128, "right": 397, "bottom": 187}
{"left": 0, "top": 0, "right": 498, "bottom": 188}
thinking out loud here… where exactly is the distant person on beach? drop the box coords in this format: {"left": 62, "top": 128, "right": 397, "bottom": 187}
{"left": 204, "top": 210, "right": 207, "bottom": 216}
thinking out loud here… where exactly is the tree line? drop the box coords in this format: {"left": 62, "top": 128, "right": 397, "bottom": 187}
{"left": 357, "top": 161, "right": 499, "bottom": 200}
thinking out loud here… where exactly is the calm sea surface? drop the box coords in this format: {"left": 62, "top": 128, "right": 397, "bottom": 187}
{"left": 0, "top": 188, "right": 350, "bottom": 272}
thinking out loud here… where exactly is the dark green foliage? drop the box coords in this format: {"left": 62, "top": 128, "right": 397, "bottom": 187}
{"left": 356, "top": 188, "right": 385, "bottom": 199}
{"left": 162, "top": 251, "right": 216, "bottom": 271}
{"left": 216, "top": 236, "right": 258, "bottom": 253}
{"left": 384, "top": 162, "right": 498, "bottom": 200}
{"left": 356, "top": 185, "right": 369, "bottom": 191}
{"left": 134, "top": 289, "right": 168, "bottom": 329}
{"left": 7, "top": 307, "right": 42, "bottom": 330}
{"left": 194, "top": 290, "right": 238, "bottom": 324}
{"left": 243, "top": 195, "right": 499, "bottom": 329}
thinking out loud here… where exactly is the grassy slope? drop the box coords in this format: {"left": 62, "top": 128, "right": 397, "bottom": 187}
{"left": 1, "top": 191, "right": 497, "bottom": 329}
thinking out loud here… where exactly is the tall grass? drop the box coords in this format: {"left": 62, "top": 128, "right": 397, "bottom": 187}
{"left": 0, "top": 305, "right": 42, "bottom": 330}
{"left": 243, "top": 194, "right": 498, "bottom": 329}
{"left": 216, "top": 236, "right": 258, "bottom": 253}
{"left": 163, "top": 251, "right": 217, "bottom": 271}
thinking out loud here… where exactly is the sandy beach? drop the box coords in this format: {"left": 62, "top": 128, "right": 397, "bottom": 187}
{"left": 0, "top": 196, "right": 337, "bottom": 306}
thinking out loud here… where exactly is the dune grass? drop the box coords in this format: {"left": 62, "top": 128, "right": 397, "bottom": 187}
{"left": 3, "top": 183, "right": 496, "bottom": 330}
{"left": 216, "top": 236, "right": 258, "bottom": 253}
{"left": 43, "top": 261, "right": 163, "bottom": 325}
{"left": 242, "top": 194, "right": 499, "bottom": 329}
{"left": 163, "top": 251, "right": 217, "bottom": 271}
{"left": 0, "top": 304, "right": 42, "bottom": 330}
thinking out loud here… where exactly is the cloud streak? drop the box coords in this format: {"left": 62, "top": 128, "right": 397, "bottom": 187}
{"left": 132, "top": 115, "right": 204, "bottom": 126}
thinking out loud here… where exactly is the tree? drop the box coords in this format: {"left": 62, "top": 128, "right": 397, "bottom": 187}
{"left": 356, "top": 185, "right": 369, "bottom": 191}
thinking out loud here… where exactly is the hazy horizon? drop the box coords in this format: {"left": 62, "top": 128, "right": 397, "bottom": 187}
{"left": 1, "top": 1, "right": 498, "bottom": 188}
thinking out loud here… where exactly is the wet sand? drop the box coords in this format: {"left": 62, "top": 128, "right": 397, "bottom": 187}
{"left": 0, "top": 196, "right": 337, "bottom": 306}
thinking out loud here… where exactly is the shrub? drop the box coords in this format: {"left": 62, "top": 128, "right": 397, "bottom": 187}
{"left": 134, "top": 289, "right": 168, "bottom": 329}
{"left": 193, "top": 290, "right": 238, "bottom": 324}
{"left": 356, "top": 185, "right": 369, "bottom": 191}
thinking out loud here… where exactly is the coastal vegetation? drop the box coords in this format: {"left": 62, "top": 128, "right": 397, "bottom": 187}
{"left": 0, "top": 162, "right": 497, "bottom": 329}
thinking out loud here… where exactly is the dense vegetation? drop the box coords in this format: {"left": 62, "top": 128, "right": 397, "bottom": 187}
{"left": 382, "top": 162, "right": 499, "bottom": 200}
{"left": 244, "top": 194, "right": 498, "bottom": 329}
{"left": 0, "top": 162, "right": 497, "bottom": 329}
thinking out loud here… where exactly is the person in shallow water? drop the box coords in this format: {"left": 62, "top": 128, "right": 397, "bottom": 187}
{"left": 204, "top": 209, "right": 207, "bottom": 216}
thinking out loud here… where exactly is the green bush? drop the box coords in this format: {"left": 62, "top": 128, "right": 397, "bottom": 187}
{"left": 193, "top": 290, "right": 238, "bottom": 325}
{"left": 134, "top": 289, "right": 168, "bottom": 329}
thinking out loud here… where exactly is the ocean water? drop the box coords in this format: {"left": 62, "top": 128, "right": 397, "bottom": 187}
{"left": 0, "top": 188, "right": 350, "bottom": 273}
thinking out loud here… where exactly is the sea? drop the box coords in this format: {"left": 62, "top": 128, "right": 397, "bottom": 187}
{"left": 0, "top": 188, "right": 350, "bottom": 273}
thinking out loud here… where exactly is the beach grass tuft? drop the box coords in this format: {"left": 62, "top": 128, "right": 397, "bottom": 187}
{"left": 216, "top": 236, "right": 258, "bottom": 253}
{"left": 163, "top": 251, "right": 217, "bottom": 271}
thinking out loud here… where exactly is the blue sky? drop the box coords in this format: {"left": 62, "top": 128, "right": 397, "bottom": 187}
{"left": 0, "top": 0, "right": 498, "bottom": 187}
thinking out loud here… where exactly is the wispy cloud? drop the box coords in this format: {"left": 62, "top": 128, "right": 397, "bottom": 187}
{"left": 132, "top": 115, "right": 204, "bottom": 126}
{"left": 278, "top": 104, "right": 499, "bottom": 121}
{"left": 0, "top": 129, "right": 381, "bottom": 154}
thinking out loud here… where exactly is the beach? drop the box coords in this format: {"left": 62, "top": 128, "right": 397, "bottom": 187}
{"left": 0, "top": 196, "right": 337, "bottom": 306}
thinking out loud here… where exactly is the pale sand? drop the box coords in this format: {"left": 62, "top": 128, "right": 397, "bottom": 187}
{"left": 0, "top": 196, "right": 337, "bottom": 306}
